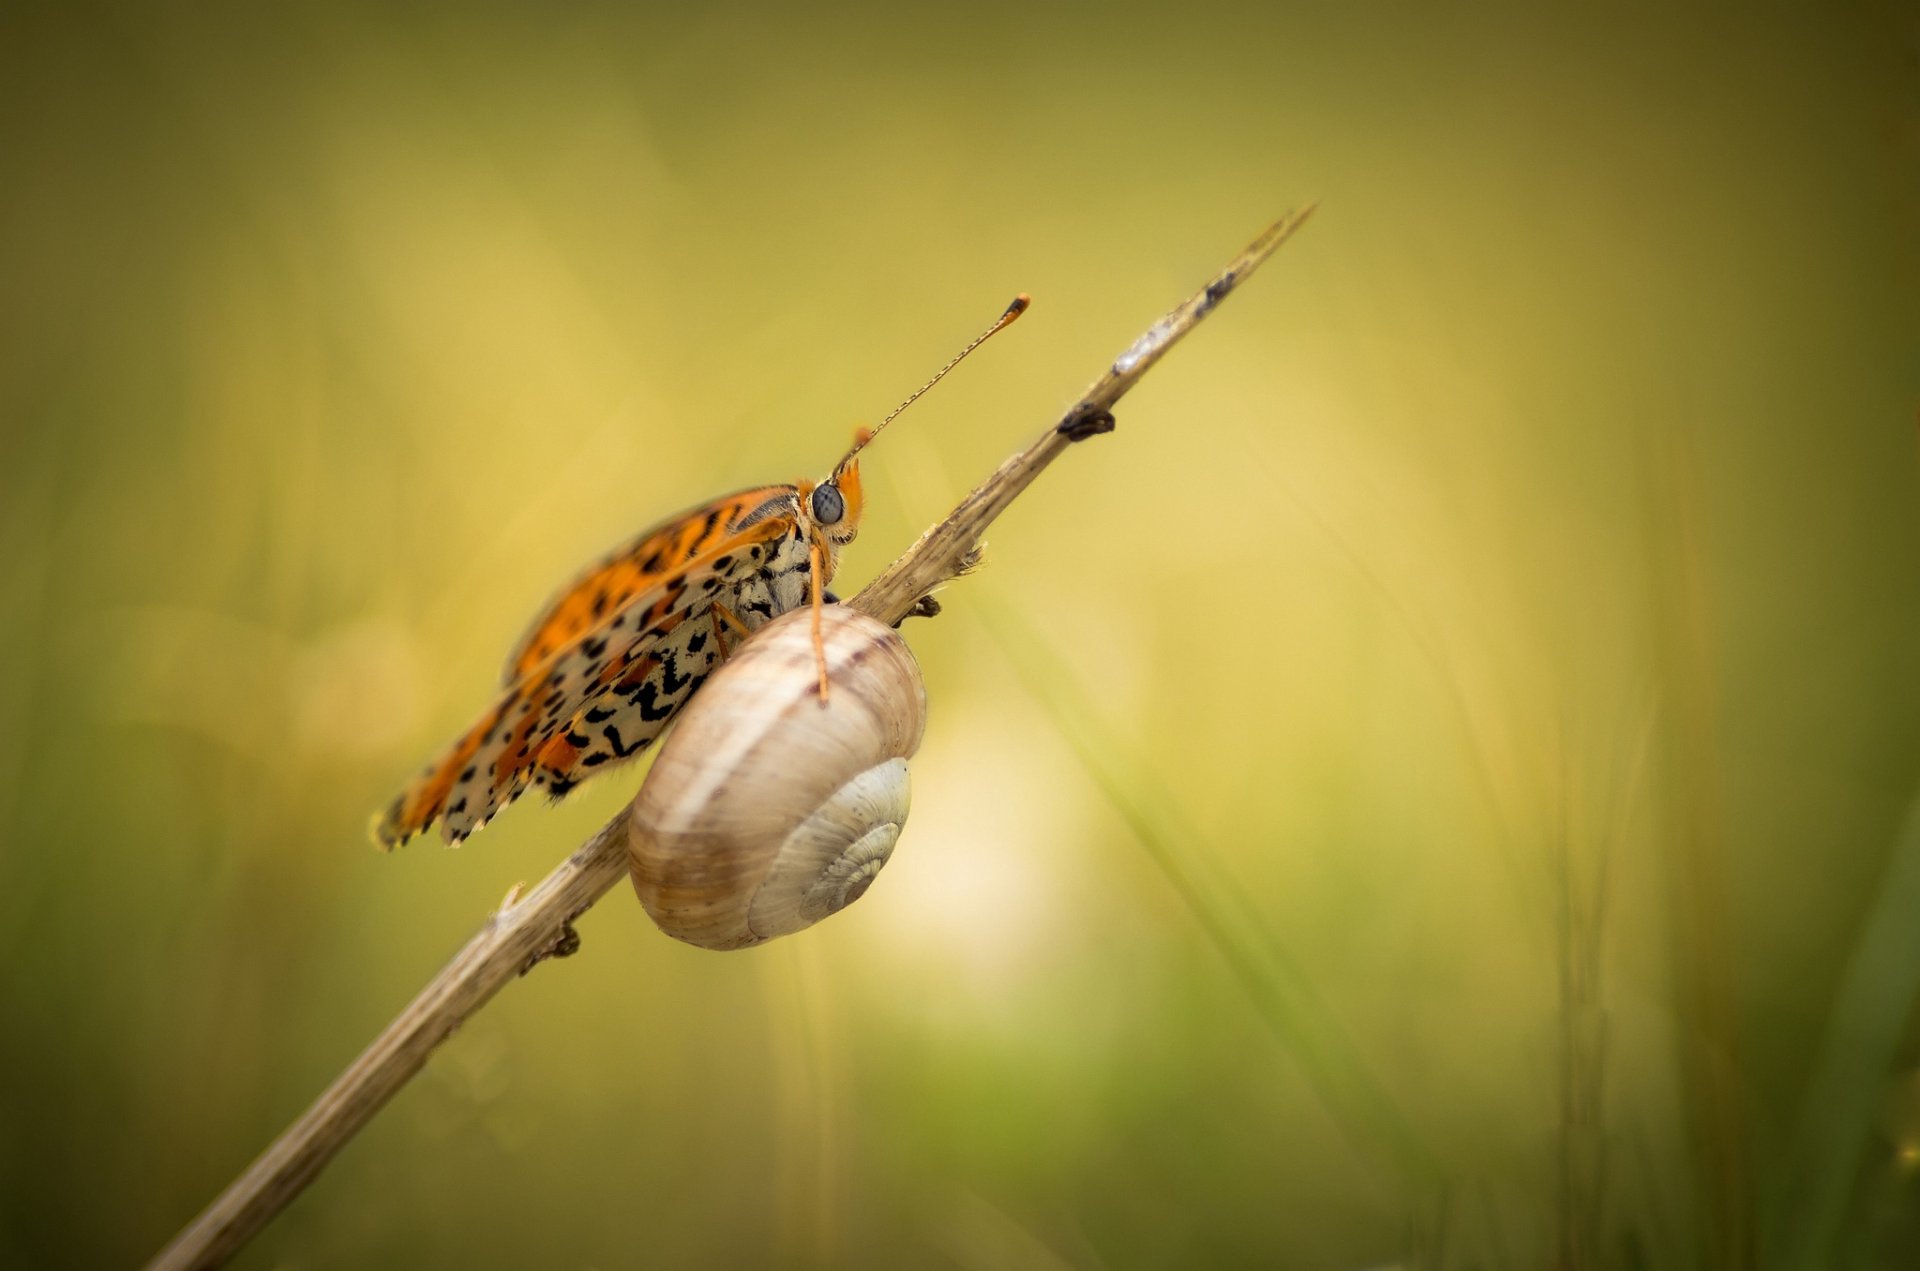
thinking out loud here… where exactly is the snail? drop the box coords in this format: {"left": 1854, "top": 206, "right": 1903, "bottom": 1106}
{"left": 627, "top": 603, "right": 926, "bottom": 950}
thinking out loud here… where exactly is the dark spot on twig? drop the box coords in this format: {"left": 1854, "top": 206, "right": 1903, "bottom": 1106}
{"left": 1198, "top": 269, "right": 1239, "bottom": 316}
{"left": 898, "top": 594, "right": 942, "bottom": 626}
{"left": 1057, "top": 405, "right": 1117, "bottom": 441}
{"left": 520, "top": 921, "right": 582, "bottom": 975}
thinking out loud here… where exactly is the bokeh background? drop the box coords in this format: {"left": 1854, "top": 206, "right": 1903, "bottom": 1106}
{"left": 2, "top": 1, "right": 1916, "bottom": 1266}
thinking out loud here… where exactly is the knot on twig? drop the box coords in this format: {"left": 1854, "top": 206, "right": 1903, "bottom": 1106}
{"left": 1057, "top": 405, "right": 1117, "bottom": 442}
{"left": 519, "top": 920, "right": 581, "bottom": 976}
{"left": 899, "top": 594, "right": 942, "bottom": 625}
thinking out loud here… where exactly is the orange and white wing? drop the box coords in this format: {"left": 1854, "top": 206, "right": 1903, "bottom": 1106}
{"left": 375, "top": 510, "right": 796, "bottom": 848}
{"left": 502, "top": 485, "right": 797, "bottom": 686}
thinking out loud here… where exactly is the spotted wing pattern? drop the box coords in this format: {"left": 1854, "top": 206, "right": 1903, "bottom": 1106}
{"left": 534, "top": 516, "right": 822, "bottom": 798}
{"left": 503, "top": 486, "right": 796, "bottom": 686}
{"left": 374, "top": 493, "right": 804, "bottom": 848}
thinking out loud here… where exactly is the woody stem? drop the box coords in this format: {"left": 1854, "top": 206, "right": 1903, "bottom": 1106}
{"left": 147, "top": 206, "right": 1315, "bottom": 1271}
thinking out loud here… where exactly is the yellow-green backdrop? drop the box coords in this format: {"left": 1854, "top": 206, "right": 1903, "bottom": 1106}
{"left": 1, "top": 1, "right": 1915, "bottom": 1267}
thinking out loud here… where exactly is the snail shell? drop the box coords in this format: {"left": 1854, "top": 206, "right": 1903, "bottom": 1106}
{"left": 628, "top": 604, "right": 926, "bottom": 950}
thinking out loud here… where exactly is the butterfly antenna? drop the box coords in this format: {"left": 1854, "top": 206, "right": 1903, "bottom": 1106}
{"left": 837, "top": 293, "right": 1030, "bottom": 471}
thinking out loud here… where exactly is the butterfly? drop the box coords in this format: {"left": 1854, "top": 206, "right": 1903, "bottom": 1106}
{"left": 373, "top": 294, "right": 1028, "bottom": 848}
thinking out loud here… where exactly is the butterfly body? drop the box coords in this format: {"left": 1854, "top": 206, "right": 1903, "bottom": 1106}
{"left": 375, "top": 474, "right": 861, "bottom": 849}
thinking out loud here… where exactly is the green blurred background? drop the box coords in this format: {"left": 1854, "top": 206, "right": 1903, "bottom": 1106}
{"left": 2, "top": 1, "right": 1915, "bottom": 1266}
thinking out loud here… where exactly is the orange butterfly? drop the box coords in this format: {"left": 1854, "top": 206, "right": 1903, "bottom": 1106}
{"left": 374, "top": 295, "right": 1027, "bottom": 848}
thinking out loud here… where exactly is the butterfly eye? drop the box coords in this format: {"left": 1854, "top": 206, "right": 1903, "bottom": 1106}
{"left": 810, "top": 483, "right": 845, "bottom": 526}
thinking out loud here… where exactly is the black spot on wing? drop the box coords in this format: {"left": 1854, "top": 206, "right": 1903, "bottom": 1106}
{"left": 625, "top": 679, "right": 679, "bottom": 723}
{"left": 659, "top": 648, "right": 692, "bottom": 695}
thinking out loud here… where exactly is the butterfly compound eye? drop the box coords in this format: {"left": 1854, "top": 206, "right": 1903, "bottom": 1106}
{"left": 810, "top": 483, "right": 846, "bottom": 526}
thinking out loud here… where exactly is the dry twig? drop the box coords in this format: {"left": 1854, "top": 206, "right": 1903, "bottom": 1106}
{"left": 149, "top": 206, "right": 1315, "bottom": 1270}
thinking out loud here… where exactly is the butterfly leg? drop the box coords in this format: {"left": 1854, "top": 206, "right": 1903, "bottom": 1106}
{"left": 808, "top": 542, "right": 830, "bottom": 700}
{"left": 708, "top": 603, "right": 753, "bottom": 659}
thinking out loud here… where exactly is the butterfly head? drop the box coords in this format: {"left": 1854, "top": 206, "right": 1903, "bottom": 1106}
{"left": 798, "top": 427, "right": 869, "bottom": 552}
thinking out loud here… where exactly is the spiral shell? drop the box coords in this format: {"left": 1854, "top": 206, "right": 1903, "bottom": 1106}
{"left": 628, "top": 604, "right": 926, "bottom": 950}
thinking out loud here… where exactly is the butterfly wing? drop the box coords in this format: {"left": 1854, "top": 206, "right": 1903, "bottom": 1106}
{"left": 503, "top": 486, "right": 797, "bottom": 687}
{"left": 376, "top": 494, "right": 801, "bottom": 848}
{"left": 526, "top": 617, "right": 722, "bottom": 801}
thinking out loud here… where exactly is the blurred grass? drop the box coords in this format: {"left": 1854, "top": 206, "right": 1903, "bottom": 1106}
{"left": 2, "top": 0, "right": 1917, "bottom": 1267}
{"left": 1646, "top": 436, "right": 1757, "bottom": 1267}
{"left": 972, "top": 589, "right": 1441, "bottom": 1192}
{"left": 1771, "top": 791, "right": 1920, "bottom": 1268}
